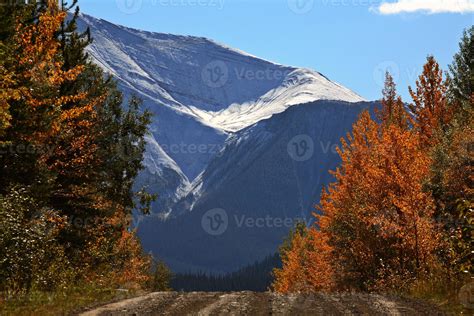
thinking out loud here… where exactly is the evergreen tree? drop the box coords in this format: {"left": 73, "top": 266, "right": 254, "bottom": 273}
{"left": 0, "top": 1, "right": 85, "bottom": 293}
{"left": 447, "top": 26, "right": 474, "bottom": 104}
{"left": 0, "top": 1, "right": 85, "bottom": 196}
{"left": 0, "top": 0, "right": 154, "bottom": 293}
{"left": 172, "top": 254, "right": 281, "bottom": 292}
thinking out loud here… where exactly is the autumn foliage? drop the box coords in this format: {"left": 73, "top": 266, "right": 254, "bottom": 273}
{"left": 409, "top": 57, "right": 451, "bottom": 147}
{"left": 0, "top": 1, "right": 154, "bottom": 295}
{"left": 274, "top": 37, "right": 473, "bottom": 293}
{"left": 9, "top": 8, "right": 85, "bottom": 143}
{"left": 273, "top": 227, "right": 334, "bottom": 292}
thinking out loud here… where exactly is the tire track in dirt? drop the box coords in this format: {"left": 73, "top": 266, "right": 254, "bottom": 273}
{"left": 79, "top": 291, "right": 444, "bottom": 316}
{"left": 161, "top": 292, "right": 223, "bottom": 316}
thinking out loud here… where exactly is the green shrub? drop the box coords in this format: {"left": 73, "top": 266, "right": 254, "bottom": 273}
{"left": 0, "top": 187, "right": 75, "bottom": 295}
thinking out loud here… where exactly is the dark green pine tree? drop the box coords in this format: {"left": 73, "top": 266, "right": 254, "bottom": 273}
{"left": 0, "top": 2, "right": 21, "bottom": 41}
{"left": 33, "top": 1, "right": 155, "bottom": 262}
{"left": 0, "top": 0, "right": 50, "bottom": 41}
{"left": 447, "top": 26, "right": 473, "bottom": 104}
{"left": 1, "top": 1, "right": 154, "bottom": 292}
{"left": 0, "top": 1, "right": 60, "bottom": 198}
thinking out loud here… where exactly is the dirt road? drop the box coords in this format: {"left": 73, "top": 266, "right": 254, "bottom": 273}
{"left": 79, "top": 291, "right": 443, "bottom": 315}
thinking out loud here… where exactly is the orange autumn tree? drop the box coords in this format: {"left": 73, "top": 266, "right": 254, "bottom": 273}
{"left": 39, "top": 3, "right": 153, "bottom": 286}
{"left": 11, "top": 2, "right": 101, "bottom": 177}
{"left": 0, "top": 3, "right": 88, "bottom": 292}
{"left": 409, "top": 56, "right": 451, "bottom": 146}
{"left": 274, "top": 72, "right": 442, "bottom": 292}
{"left": 1, "top": 2, "right": 154, "bottom": 293}
{"left": 408, "top": 56, "right": 472, "bottom": 274}
{"left": 0, "top": 3, "right": 87, "bottom": 190}
{"left": 0, "top": 44, "right": 14, "bottom": 144}
{"left": 9, "top": 5, "right": 85, "bottom": 144}
{"left": 427, "top": 32, "right": 474, "bottom": 275}
{"left": 321, "top": 113, "right": 439, "bottom": 290}
{"left": 273, "top": 226, "right": 334, "bottom": 293}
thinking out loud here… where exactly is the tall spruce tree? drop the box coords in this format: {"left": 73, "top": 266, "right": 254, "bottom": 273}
{"left": 1, "top": 0, "right": 154, "bottom": 292}
{"left": 447, "top": 26, "right": 473, "bottom": 104}
{"left": 40, "top": 1, "right": 155, "bottom": 265}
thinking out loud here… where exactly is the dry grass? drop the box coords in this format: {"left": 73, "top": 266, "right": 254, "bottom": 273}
{"left": 0, "top": 284, "right": 139, "bottom": 316}
{"left": 406, "top": 273, "right": 472, "bottom": 315}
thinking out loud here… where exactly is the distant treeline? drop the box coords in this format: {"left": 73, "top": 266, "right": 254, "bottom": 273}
{"left": 171, "top": 254, "right": 281, "bottom": 292}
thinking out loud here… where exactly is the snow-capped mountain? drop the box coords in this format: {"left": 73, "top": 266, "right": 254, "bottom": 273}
{"left": 79, "top": 14, "right": 363, "bottom": 132}
{"left": 79, "top": 14, "right": 376, "bottom": 273}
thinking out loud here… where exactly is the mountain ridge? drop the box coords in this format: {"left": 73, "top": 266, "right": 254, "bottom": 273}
{"left": 79, "top": 13, "right": 365, "bottom": 132}
{"left": 78, "top": 13, "right": 376, "bottom": 273}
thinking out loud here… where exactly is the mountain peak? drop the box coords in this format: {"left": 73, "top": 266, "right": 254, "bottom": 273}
{"left": 77, "top": 14, "right": 373, "bottom": 272}
{"left": 80, "top": 13, "right": 365, "bottom": 132}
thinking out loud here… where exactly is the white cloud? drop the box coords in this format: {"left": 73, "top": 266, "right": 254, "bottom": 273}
{"left": 372, "top": 0, "right": 474, "bottom": 15}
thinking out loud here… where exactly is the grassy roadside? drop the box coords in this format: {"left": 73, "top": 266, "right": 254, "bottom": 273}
{"left": 0, "top": 285, "right": 142, "bottom": 316}
{"left": 404, "top": 276, "right": 473, "bottom": 315}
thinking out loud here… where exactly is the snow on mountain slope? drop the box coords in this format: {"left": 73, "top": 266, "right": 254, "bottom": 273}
{"left": 78, "top": 13, "right": 366, "bottom": 211}
{"left": 133, "top": 135, "right": 190, "bottom": 217}
{"left": 78, "top": 14, "right": 229, "bottom": 183}
{"left": 142, "top": 134, "right": 184, "bottom": 179}
{"left": 79, "top": 13, "right": 364, "bottom": 133}
{"left": 183, "top": 68, "right": 365, "bottom": 132}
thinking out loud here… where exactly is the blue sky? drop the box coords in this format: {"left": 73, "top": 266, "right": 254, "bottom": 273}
{"left": 79, "top": 0, "right": 473, "bottom": 101}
